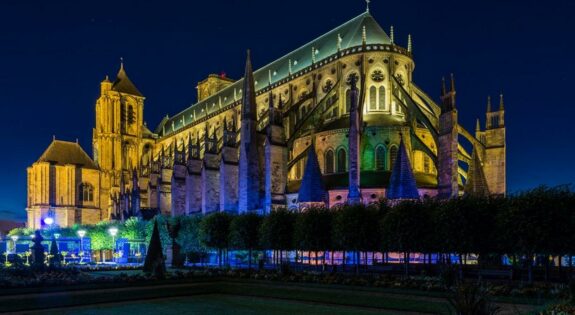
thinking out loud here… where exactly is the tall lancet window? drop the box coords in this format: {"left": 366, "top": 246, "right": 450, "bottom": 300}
{"left": 325, "top": 150, "right": 334, "bottom": 174}
{"left": 375, "top": 145, "right": 386, "bottom": 170}
{"left": 378, "top": 86, "right": 386, "bottom": 110}
{"left": 345, "top": 89, "right": 351, "bottom": 113}
{"left": 369, "top": 86, "right": 377, "bottom": 111}
{"left": 337, "top": 148, "right": 347, "bottom": 173}
{"left": 389, "top": 145, "right": 398, "bottom": 170}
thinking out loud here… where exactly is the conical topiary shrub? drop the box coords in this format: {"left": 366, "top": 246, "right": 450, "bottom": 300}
{"left": 143, "top": 220, "right": 166, "bottom": 278}
{"left": 48, "top": 236, "right": 61, "bottom": 268}
{"left": 31, "top": 230, "right": 45, "bottom": 270}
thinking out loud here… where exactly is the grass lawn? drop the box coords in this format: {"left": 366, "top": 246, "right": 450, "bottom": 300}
{"left": 35, "top": 294, "right": 400, "bottom": 315}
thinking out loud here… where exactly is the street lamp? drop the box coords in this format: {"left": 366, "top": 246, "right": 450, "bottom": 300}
{"left": 43, "top": 217, "right": 54, "bottom": 226}
{"left": 77, "top": 230, "right": 86, "bottom": 263}
{"left": 108, "top": 227, "right": 118, "bottom": 263}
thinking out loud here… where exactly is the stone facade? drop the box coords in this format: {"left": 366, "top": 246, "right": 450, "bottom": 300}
{"left": 26, "top": 10, "right": 507, "bottom": 228}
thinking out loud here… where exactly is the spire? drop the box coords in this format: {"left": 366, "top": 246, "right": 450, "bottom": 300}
{"left": 365, "top": 0, "right": 370, "bottom": 13}
{"left": 278, "top": 94, "right": 283, "bottom": 110}
{"left": 407, "top": 34, "right": 412, "bottom": 53}
{"left": 187, "top": 132, "right": 194, "bottom": 160}
{"left": 241, "top": 49, "right": 257, "bottom": 121}
{"left": 390, "top": 26, "right": 395, "bottom": 44}
{"left": 386, "top": 137, "right": 419, "bottom": 200}
{"left": 297, "top": 140, "right": 326, "bottom": 204}
{"left": 268, "top": 91, "right": 274, "bottom": 110}
{"left": 499, "top": 92, "right": 504, "bottom": 111}
{"left": 486, "top": 95, "right": 492, "bottom": 113}
{"left": 475, "top": 118, "right": 481, "bottom": 132}
{"left": 112, "top": 58, "right": 143, "bottom": 97}
{"left": 440, "top": 73, "right": 456, "bottom": 112}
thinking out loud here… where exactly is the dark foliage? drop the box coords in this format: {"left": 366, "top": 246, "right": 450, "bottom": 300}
{"left": 143, "top": 220, "right": 166, "bottom": 279}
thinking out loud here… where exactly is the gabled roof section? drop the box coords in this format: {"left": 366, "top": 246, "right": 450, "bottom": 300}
{"left": 160, "top": 12, "right": 392, "bottom": 137}
{"left": 386, "top": 138, "right": 420, "bottom": 200}
{"left": 297, "top": 143, "right": 326, "bottom": 203}
{"left": 36, "top": 139, "right": 98, "bottom": 170}
{"left": 112, "top": 63, "right": 143, "bottom": 97}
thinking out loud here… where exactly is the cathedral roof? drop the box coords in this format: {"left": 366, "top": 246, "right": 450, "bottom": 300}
{"left": 386, "top": 138, "right": 420, "bottom": 200}
{"left": 297, "top": 143, "right": 327, "bottom": 203}
{"left": 36, "top": 139, "right": 98, "bottom": 170}
{"left": 112, "top": 63, "right": 143, "bottom": 97}
{"left": 160, "top": 11, "right": 392, "bottom": 137}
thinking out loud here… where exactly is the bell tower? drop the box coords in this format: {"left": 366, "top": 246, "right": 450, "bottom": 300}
{"left": 93, "top": 60, "right": 146, "bottom": 217}
{"left": 483, "top": 93, "right": 506, "bottom": 195}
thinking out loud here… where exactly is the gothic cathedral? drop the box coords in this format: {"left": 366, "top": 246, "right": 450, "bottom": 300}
{"left": 26, "top": 10, "right": 506, "bottom": 229}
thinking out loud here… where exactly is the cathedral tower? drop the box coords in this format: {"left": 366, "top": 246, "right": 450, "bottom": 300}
{"left": 93, "top": 62, "right": 147, "bottom": 217}
{"left": 483, "top": 93, "right": 506, "bottom": 195}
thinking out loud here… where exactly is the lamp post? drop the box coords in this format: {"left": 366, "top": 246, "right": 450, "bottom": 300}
{"left": 43, "top": 217, "right": 54, "bottom": 227}
{"left": 77, "top": 230, "right": 86, "bottom": 263}
{"left": 108, "top": 227, "right": 118, "bottom": 263}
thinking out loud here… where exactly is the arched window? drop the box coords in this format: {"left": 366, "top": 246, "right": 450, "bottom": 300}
{"left": 378, "top": 86, "right": 386, "bottom": 110}
{"left": 369, "top": 86, "right": 377, "bottom": 110}
{"left": 127, "top": 105, "right": 135, "bottom": 125}
{"left": 345, "top": 89, "right": 351, "bottom": 113}
{"left": 362, "top": 144, "right": 374, "bottom": 170}
{"left": 79, "top": 183, "right": 94, "bottom": 202}
{"left": 337, "top": 148, "right": 347, "bottom": 173}
{"left": 389, "top": 145, "right": 398, "bottom": 170}
{"left": 325, "top": 150, "right": 334, "bottom": 174}
{"left": 375, "top": 145, "right": 386, "bottom": 170}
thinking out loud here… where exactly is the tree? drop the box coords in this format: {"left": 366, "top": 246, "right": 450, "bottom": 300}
{"left": 121, "top": 217, "right": 146, "bottom": 240}
{"left": 175, "top": 215, "right": 205, "bottom": 265}
{"left": 31, "top": 230, "right": 45, "bottom": 270}
{"left": 498, "top": 186, "right": 570, "bottom": 283}
{"left": 143, "top": 220, "right": 166, "bottom": 279}
{"left": 381, "top": 200, "right": 429, "bottom": 276}
{"left": 88, "top": 221, "right": 115, "bottom": 262}
{"left": 333, "top": 204, "right": 380, "bottom": 273}
{"left": 167, "top": 217, "right": 184, "bottom": 267}
{"left": 229, "top": 213, "right": 263, "bottom": 270}
{"left": 294, "top": 207, "right": 333, "bottom": 268}
{"left": 260, "top": 208, "right": 295, "bottom": 267}
{"left": 48, "top": 236, "right": 61, "bottom": 268}
{"left": 145, "top": 215, "right": 171, "bottom": 253}
{"left": 200, "top": 212, "right": 232, "bottom": 267}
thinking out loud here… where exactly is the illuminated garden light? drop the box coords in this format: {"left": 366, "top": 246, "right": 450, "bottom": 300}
{"left": 77, "top": 230, "right": 86, "bottom": 263}
{"left": 43, "top": 217, "right": 54, "bottom": 226}
{"left": 108, "top": 227, "right": 118, "bottom": 263}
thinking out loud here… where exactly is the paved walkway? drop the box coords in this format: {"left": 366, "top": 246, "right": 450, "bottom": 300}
{"left": 0, "top": 280, "right": 540, "bottom": 315}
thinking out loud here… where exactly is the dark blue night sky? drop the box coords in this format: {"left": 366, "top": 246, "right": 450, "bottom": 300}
{"left": 0, "top": 0, "right": 573, "bottom": 221}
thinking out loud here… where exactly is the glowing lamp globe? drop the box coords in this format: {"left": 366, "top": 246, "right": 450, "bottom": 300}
{"left": 10, "top": 235, "right": 18, "bottom": 242}
{"left": 44, "top": 217, "right": 54, "bottom": 225}
{"left": 108, "top": 227, "right": 118, "bottom": 237}
{"left": 77, "top": 230, "right": 86, "bottom": 238}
